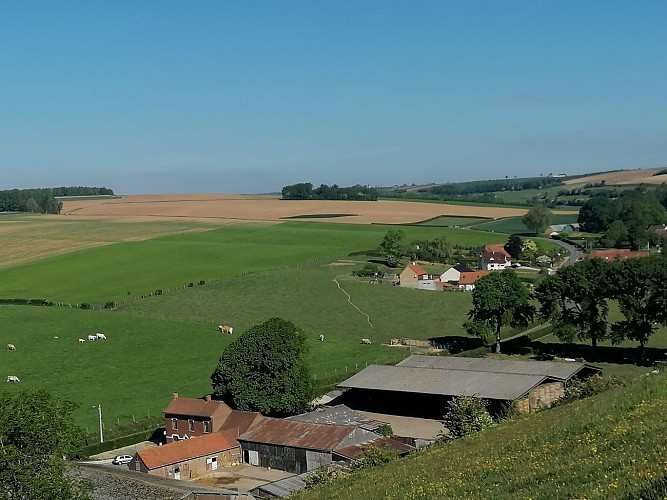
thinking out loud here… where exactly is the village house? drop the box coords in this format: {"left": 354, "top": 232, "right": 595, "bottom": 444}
{"left": 399, "top": 262, "right": 436, "bottom": 290}
{"left": 163, "top": 393, "right": 234, "bottom": 443}
{"left": 457, "top": 271, "right": 491, "bottom": 291}
{"left": 438, "top": 263, "right": 473, "bottom": 283}
{"left": 478, "top": 244, "right": 512, "bottom": 271}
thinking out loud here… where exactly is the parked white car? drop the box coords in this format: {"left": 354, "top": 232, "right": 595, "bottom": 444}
{"left": 112, "top": 454, "right": 133, "bottom": 465}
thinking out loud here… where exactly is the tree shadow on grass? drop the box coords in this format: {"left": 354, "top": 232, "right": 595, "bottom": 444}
{"left": 503, "top": 336, "right": 667, "bottom": 366}
{"left": 428, "top": 336, "right": 485, "bottom": 354}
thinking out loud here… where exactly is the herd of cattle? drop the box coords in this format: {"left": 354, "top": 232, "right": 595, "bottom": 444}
{"left": 4, "top": 332, "right": 109, "bottom": 383}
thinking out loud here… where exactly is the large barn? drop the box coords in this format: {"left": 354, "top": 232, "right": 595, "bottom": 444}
{"left": 337, "top": 355, "right": 601, "bottom": 418}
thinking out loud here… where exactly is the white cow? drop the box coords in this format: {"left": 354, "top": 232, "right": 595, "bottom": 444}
{"left": 361, "top": 338, "right": 372, "bottom": 345}
{"left": 78, "top": 338, "right": 86, "bottom": 343}
{"left": 96, "top": 333, "right": 107, "bottom": 340}
{"left": 6, "top": 375, "right": 20, "bottom": 383}
{"left": 218, "top": 325, "right": 233, "bottom": 334}
{"left": 6, "top": 343, "right": 16, "bottom": 351}
{"left": 87, "top": 335, "right": 97, "bottom": 342}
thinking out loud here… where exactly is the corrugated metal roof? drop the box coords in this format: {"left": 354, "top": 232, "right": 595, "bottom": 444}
{"left": 397, "top": 355, "right": 600, "bottom": 381}
{"left": 237, "top": 417, "right": 355, "bottom": 451}
{"left": 338, "top": 364, "right": 549, "bottom": 400}
{"left": 258, "top": 475, "right": 307, "bottom": 498}
{"left": 334, "top": 436, "right": 414, "bottom": 460}
{"left": 137, "top": 433, "right": 237, "bottom": 470}
{"left": 288, "top": 404, "right": 385, "bottom": 432}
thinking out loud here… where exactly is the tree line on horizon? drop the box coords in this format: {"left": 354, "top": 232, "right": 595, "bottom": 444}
{"left": 0, "top": 186, "right": 114, "bottom": 214}
{"left": 281, "top": 182, "right": 378, "bottom": 201}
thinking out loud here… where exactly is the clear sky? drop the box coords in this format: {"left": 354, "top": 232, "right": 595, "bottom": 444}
{"left": 2, "top": 1, "right": 666, "bottom": 194}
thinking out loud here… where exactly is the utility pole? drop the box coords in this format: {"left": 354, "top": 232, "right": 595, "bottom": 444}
{"left": 94, "top": 404, "right": 104, "bottom": 443}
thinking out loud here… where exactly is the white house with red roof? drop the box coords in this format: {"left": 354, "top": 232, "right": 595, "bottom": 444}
{"left": 478, "top": 244, "right": 512, "bottom": 271}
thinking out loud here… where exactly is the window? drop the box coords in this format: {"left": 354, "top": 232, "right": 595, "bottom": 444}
{"left": 203, "top": 420, "right": 210, "bottom": 433}
{"left": 188, "top": 419, "right": 194, "bottom": 432}
{"left": 171, "top": 418, "right": 178, "bottom": 430}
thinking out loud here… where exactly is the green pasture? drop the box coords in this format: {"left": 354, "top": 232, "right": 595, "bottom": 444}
{"left": 413, "top": 215, "right": 491, "bottom": 227}
{"left": 470, "top": 214, "right": 579, "bottom": 235}
{"left": 0, "top": 221, "right": 506, "bottom": 306}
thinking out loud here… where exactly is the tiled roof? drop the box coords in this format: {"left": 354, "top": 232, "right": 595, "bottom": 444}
{"left": 219, "top": 410, "right": 263, "bottom": 445}
{"left": 458, "top": 271, "right": 490, "bottom": 285}
{"left": 407, "top": 262, "right": 428, "bottom": 276}
{"left": 163, "top": 397, "right": 233, "bottom": 419}
{"left": 484, "top": 244, "right": 510, "bottom": 258}
{"left": 238, "top": 417, "right": 355, "bottom": 451}
{"left": 586, "top": 249, "right": 649, "bottom": 261}
{"left": 482, "top": 250, "right": 507, "bottom": 264}
{"left": 136, "top": 433, "right": 237, "bottom": 470}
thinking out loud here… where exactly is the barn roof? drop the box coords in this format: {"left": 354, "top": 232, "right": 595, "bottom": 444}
{"left": 237, "top": 417, "right": 356, "bottom": 451}
{"left": 337, "top": 364, "right": 551, "bottom": 401}
{"left": 288, "top": 404, "right": 386, "bottom": 432}
{"left": 219, "top": 410, "right": 263, "bottom": 444}
{"left": 136, "top": 433, "right": 237, "bottom": 470}
{"left": 163, "top": 397, "right": 232, "bottom": 419}
{"left": 484, "top": 244, "right": 511, "bottom": 258}
{"left": 334, "top": 436, "right": 414, "bottom": 460}
{"left": 406, "top": 262, "right": 428, "bottom": 276}
{"left": 458, "top": 271, "right": 490, "bottom": 285}
{"left": 396, "top": 355, "right": 601, "bottom": 382}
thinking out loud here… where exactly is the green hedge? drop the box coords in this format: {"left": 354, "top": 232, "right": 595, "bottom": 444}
{"left": 82, "top": 429, "right": 156, "bottom": 457}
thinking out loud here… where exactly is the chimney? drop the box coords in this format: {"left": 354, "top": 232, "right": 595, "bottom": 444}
{"left": 172, "top": 392, "right": 179, "bottom": 399}
{"left": 204, "top": 395, "right": 212, "bottom": 402}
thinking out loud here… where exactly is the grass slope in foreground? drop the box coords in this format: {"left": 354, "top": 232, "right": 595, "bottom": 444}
{"left": 299, "top": 372, "right": 667, "bottom": 500}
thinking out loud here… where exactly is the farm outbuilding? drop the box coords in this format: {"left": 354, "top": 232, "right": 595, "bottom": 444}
{"left": 237, "top": 417, "right": 377, "bottom": 474}
{"left": 337, "top": 356, "right": 601, "bottom": 418}
{"left": 163, "top": 394, "right": 234, "bottom": 443}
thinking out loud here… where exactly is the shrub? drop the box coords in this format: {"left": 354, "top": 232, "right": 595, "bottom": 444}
{"left": 553, "top": 376, "right": 624, "bottom": 406}
{"left": 103, "top": 301, "right": 116, "bottom": 310}
{"left": 377, "top": 424, "right": 393, "bottom": 437}
{"left": 79, "top": 303, "right": 91, "bottom": 309}
{"left": 304, "top": 466, "right": 346, "bottom": 488}
{"left": 441, "top": 396, "right": 494, "bottom": 439}
{"left": 354, "top": 445, "right": 400, "bottom": 469}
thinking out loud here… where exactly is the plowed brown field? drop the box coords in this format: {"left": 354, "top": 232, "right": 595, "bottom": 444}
{"left": 564, "top": 168, "right": 666, "bottom": 186}
{"left": 59, "top": 194, "right": 556, "bottom": 225}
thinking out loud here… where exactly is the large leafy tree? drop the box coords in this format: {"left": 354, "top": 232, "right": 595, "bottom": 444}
{"left": 427, "top": 234, "right": 454, "bottom": 261}
{"left": 211, "top": 317, "right": 314, "bottom": 417}
{"left": 504, "top": 234, "right": 524, "bottom": 260}
{"left": 464, "top": 271, "right": 535, "bottom": 353}
{"left": 522, "top": 204, "right": 552, "bottom": 235}
{"left": 578, "top": 197, "right": 618, "bottom": 233}
{"left": 535, "top": 259, "right": 614, "bottom": 348}
{"left": 610, "top": 256, "right": 667, "bottom": 353}
{"left": 380, "top": 229, "right": 406, "bottom": 267}
{"left": 0, "top": 389, "right": 91, "bottom": 500}
{"left": 601, "top": 220, "right": 629, "bottom": 248}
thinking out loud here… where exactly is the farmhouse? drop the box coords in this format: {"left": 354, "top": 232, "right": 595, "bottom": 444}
{"left": 130, "top": 432, "right": 238, "bottom": 479}
{"left": 237, "top": 417, "right": 378, "bottom": 474}
{"left": 438, "top": 263, "right": 473, "bottom": 283}
{"left": 337, "top": 356, "right": 601, "bottom": 419}
{"left": 478, "top": 244, "right": 512, "bottom": 271}
{"left": 164, "top": 393, "right": 233, "bottom": 443}
{"left": 399, "top": 262, "right": 436, "bottom": 289}
{"left": 457, "top": 271, "right": 490, "bottom": 291}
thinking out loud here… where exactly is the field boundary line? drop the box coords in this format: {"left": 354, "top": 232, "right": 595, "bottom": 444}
{"left": 333, "top": 276, "right": 373, "bottom": 329}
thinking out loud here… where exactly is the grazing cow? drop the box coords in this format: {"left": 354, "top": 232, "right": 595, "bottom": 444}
{"left": 6, "top": 375, "right": 20, "bottom": 383}
{"left": 319, "top": 334, "right": 325, "bottom": 342}
{"left": 78, "top": 338, "right": 86, "bottom": 343}
{"left": 218, "top": 325, "right": 233, "bottom": 335}
{"left": 6, "top": 344, "right": 16, "bottom": 351}
{"left": 87, "top": 335, "right": 97, "bottom": 342}
{"left": 96, "top": 333, "right": 107, "bottom": 340}
{"left": 361, "top": 338, "right": 372, "bottom": 345}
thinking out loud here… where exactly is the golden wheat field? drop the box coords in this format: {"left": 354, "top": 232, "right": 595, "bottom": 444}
{"left": 564, "top": 167, "right": 666, "bottom": 186}
{"left": 60, "top": 194, "right": 546, "bottom": 224}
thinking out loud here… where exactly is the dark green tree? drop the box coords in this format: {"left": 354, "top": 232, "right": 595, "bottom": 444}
{"left": 464, "top": 270, "right": 535, "bottom": 353}
{"left": 610, "top": 256, "right": 667, "bottom": 353}
{"left": 578, "top": 197, "right": 618, "bottom": 233}
{"left": 601, "top": 220, "right": 629, "bottom": 248}
{"left": 0, "top": 389, "right": 91, "bottom": 499}
{"left": 504, "top": 234, "right": 524, "bottom": 260}
{"left": 535, "top": 259, "right": 614, "bottom": 348}
{"left": 211, "top": 318, "right": 314, "bottom": 417}
{"left": 522, "top": 204, "right": 552, "bottom": 235}
{"left": 427, "top": 234, "right": 454, "bottom": 261}
{"left": 380, "top": 229, "right": 406, "bottom": 268}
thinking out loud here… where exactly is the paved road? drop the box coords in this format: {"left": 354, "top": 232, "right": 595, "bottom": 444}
{"left": 545, "top": 237, "right": 583, "bottom": 268}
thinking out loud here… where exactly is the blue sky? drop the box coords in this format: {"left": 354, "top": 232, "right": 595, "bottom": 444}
{"left": 2, "top": 1, "right": 666, "bottom": 194}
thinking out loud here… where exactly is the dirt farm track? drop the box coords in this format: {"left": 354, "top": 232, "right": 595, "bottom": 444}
{"left": 60, "top": 194, "right": 569, "bottom": 225}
